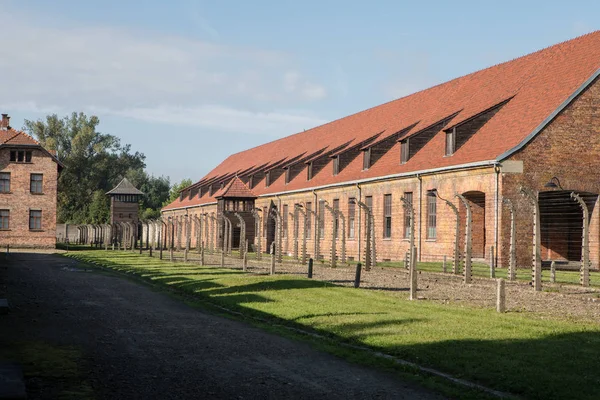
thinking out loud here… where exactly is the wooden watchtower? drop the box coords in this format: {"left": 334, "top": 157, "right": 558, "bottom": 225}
{"left": 106, "top": 178, "right": 144, "bottom": 225}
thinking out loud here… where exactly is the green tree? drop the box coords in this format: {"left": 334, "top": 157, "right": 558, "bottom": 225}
{"left": 24, "top": 112, "right": 147, "bottom": 224}
{"left": 126, "top": 169, "right": 171, "bottom": 219}
{"left": 88, "top": 190, "right": 110, "bottom": 223}
{"left": 164, "top": 178, "right": 193, "bottom": 207}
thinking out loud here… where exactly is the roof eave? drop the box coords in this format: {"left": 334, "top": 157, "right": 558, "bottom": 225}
{"left": 497, "top": 68, "right": 600, "bottom": 161}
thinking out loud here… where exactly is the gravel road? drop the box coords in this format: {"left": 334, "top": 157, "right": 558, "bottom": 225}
{"left": 0, "top": 252, "right": 445, "bottom": 400}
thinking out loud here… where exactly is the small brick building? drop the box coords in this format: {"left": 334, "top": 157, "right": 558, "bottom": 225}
{"left": 0, "top": 114, "right": 62, "bottom": 248}
{"left": 163, "top": 32, "right": 600, "bottom": 269}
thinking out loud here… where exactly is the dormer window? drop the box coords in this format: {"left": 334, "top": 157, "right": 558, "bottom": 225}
{"left": 285, "top": 168, "right": 290, "bottom": 184}
{"left": 445, "top": 128, "right": 456, "bottom": 156}
{"left": 400, "top": 139, "right": 409, "bottom": 164}
{"left": 249, "top": 175, "right": 254, "bottom": 189}
{"left": 220, "top": 182, "right": 224, "bottom": 190}
{"left": 265, "top": 171, "right": 271, "bottom": 187}
{"left": 362, "top": 148, "right": 371, "bottom": 170}
{"left": 307, "top": 162, "right": 313, "bottom": 180}
{"left": 333, "top": 156, "right": 340, "bottom": 176}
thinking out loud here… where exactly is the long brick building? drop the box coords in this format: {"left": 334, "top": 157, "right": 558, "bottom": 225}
{"left": 163, "top": 32, "right": 600, "bottom": 269}
{"left": 0, "top": 114, "right": 62, "bottom": 248}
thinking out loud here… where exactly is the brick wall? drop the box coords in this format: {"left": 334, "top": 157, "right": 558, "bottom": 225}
{"left": 501, "top": 76, "right": 600, "bottom": 269}
{"left": 0, "top": 147, "right": 58, "bottom": 248}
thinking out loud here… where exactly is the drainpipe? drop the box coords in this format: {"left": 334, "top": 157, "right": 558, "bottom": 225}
{"left": 417, "top": 174, "right": 422, "bottom": 261}
{"left": 494, "top": 163, "right": 500, "bottom": 267}
{"left": 356, "top": 183, "right": 362, "bottom": 262}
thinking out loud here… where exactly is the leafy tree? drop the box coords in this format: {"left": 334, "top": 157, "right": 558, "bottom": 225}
{"left": 164, "top": 178, "right": 193, "bottom": 207}
{"left": 88, "top": 190, "right": 110, "bottom": 223}
{"left": 24, "top": 112, "right": 147, "bottom": 224}
{"left": 125, "top": 169, "right": 171, "bottom": 219}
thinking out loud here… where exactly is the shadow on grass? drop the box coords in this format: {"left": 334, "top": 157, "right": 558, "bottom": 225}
{"left": 64, "top": 251, "right": 600, "bottom": 400}
{"left": 386, "top": 331, "right": 600, "bottom": 400}
{"left": 204, "top": 279, "right": 335, "bottom": 296}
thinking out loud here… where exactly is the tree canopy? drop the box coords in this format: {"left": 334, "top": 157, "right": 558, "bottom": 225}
{"left": 24, "top": 112, "right": 184, "bottom": 224}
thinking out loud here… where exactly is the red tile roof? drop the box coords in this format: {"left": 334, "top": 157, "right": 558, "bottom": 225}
{"left": 164, "top": 31, "right": 600, "bottom": 211}
{"left": 213, "top": 176, "right": 256, "bottom": 198}
{"left": 0, "top": 125, "right": 63, "bottom": 168}
{"left": 0, "top": 128, "right": 40, "bottom": 146}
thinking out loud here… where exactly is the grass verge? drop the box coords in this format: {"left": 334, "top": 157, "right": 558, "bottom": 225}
{"left": 66, "top": 250, "right": 600, "bottom": 400}
{"left": 0, "top": 341, "right": 94, "bottom": 400}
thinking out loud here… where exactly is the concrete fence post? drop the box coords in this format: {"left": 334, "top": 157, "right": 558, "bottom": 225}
{"left": 520, "top": 187, "right": 542, "bottom": 291}
{"left": 503, "top": 198, "right": 517, "bottom": 281}
{"left": 354, "top": 263, "right": 362, "bottom": 288}
{"left": 251, "top": 209, "right": 262, "bottom": 260}
{"left": 571, "top": 192, "right": 590, "bottom": 287}
{"left": 401, "top": 196, "right": 417, "bottom": 299}
{"left": 490, "top": 246, "right": 495, "bottom": 278}
{"left": 270, "top": 241, "right": 276, "bottom": 275}
{"left": 550, "top": 260, "right": 556, "bottom": 283}
{"left": 443, "top": 255, "right": 447, "bottom": 273}
{"left": 496, "top": 278, "right": 506, "bottom": 313}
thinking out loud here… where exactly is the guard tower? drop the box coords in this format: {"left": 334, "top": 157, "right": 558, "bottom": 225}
{"left": 106, "top": 178, "right": 144, "bottom": 225}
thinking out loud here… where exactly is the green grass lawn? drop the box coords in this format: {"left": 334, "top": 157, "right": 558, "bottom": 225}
{"left": 66, "top": 250, "right": 600, "bottom": 400}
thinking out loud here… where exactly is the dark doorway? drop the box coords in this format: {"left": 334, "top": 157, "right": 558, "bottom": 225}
{"left": 539, "top": 191, "right": 597, "bottom": 263}
{"left": 459, "top": 191, "right": 486, "bottom": 258}
{"left": 266, "top": 202, "right": 277, "bottom": 252}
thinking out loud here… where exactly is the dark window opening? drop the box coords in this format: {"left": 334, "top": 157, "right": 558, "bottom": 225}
{"left": 362, "top": 148, "right": 371, "bottom": 170}
{"left": 427, "top": 191, "right": 437, "bottom": 239}
{"left": 0, "top": 209, "right": 9, "bottom": 229}
{"left": 348, "top": 198, "right": 355, "bottom": 238}
{"left": 0, "top": 173, "right": 10, "bottom": 193}
{"left": 404, "top": 192, "right": 413, "bottom": 238}
{"left": 445, "top": 129, "right": 456, "bottom": 156}
{"left": 383, "top": 194, "right": 392, "bottom": 238}
{"left": 333, "top": 156, "right": 340, "bottom": 176}
{"left": 30, "top": 173, "right": 43, "bottom": 194}
{"left": 400, "top": 140, "right": 409, "bottom": 164}
{"left": 318, "top": 200, "right": 325, "bottom": 238}
{"left": 29, "top": 210, "right": 42, "bottom": 230}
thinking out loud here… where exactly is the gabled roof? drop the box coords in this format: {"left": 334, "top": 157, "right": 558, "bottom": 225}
{"left": 163, "top": 31, "right": 600, "bottom": 211}
{"left": 213, "top": 176, "right": 256, "bottom": 199}
{"left": 0, "top": 128, "right": 40, "bottom": 146}
{"left": 0, "top": 126, "right": 64, "bottom": 169}
{"left": 106, "top": 177, "right": 144, "bottom": 195}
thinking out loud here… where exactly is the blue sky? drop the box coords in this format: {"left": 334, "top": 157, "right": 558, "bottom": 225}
{"left": 2, "top": 0, "right": 598, "bottom": 185}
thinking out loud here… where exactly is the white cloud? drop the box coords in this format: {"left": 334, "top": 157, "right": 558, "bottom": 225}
{"left": 283, "top": 71, "right": 327, "bottom": 100}
{"left": 0, "top": 8, "right": 328, "bottom": 135}
{"left": 113, "top": 105, "right": 328, "bottom": 136}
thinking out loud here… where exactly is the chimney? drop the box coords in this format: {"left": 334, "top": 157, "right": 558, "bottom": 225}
{"left": 0, "top": 114, "right": 9, "bottom": 130}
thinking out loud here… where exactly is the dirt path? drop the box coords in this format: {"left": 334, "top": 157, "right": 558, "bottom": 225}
{"left": 0, "top": 252, "right": 445, "bottom": 400}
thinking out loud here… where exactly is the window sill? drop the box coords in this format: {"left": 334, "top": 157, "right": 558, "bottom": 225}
{"left": 30, "top": 192, "right": 44, "bottom": 195}
{"left": 382, "top": 238, "right": 392, "bottom": 241}
{"left": 9, "top": 161, "right": 33, "bottom": 164}
{"left": 425, "top": 238, "right": 437, "bottom": 242}
{"left": 0, "top": 192, "right": 12, "bottom": 194}
{"left": 0, "top": 229, "right": 10, "bottom": 231}
{"left": 29, "top": 229, "right": 45, "bottom": 232}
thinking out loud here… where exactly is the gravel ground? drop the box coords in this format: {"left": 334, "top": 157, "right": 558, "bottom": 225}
{"left": 173, "top": 250, "right": 600, "bottom": 323}
{"left": 0, "top": 252, "right": 446, "bottom": 400}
